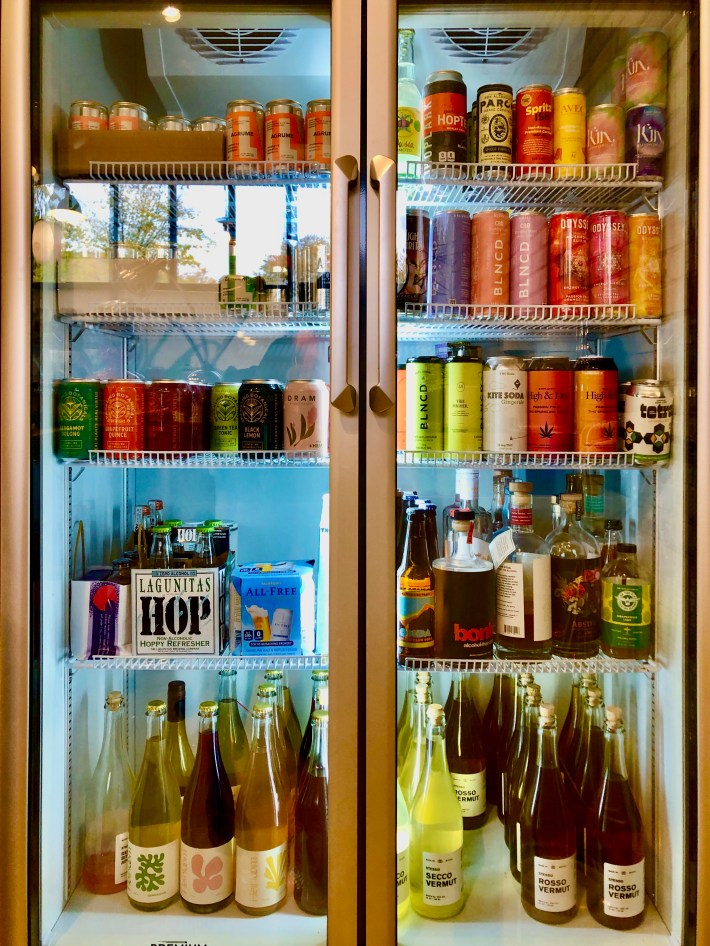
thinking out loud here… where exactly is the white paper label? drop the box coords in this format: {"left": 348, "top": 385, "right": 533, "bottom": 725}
{"left": 397, "top": 845, "right": 410, "bottom": 906}
{"left": 422, "top": 849, "right": 462, "bottom": 906}
{"left": 114, "top": 831, "right": 129, "bottom": 884}
{"left": 534, "top": 854, "right": 576, "bottom": 912}
{"left": 496, "top": 561, "right": 525, "bottom": 637}
{"left": 181, "top": 839, "right": 234, "bottom": 905}
{"left": 528, "top": 554, "right": 552, "bottom": 642}
{"left": 451, "top": 771, "right": 486, "bottom": 817}
{"left": 235, "top": 842, "right": 287, "bottom": 909}
{"left": 603, "top": 860, "right": 645, "bottom": 918}
{"left": 516, "top": 822, "right": 522, "bottom": 872}
{"left": 490, "top": 529, "right": 516, "bottom": 569}
{"left": 127, "top": 839, "right": 179, "bottom": 904}
{"left": 500, "top": 772, "right": 506, "bottom": 815}
{"left": 496, "top": 554, "right": 551, "bottom": 641}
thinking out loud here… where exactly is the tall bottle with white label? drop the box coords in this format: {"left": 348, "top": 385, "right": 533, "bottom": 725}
{"left": 586, "top": 706, "right": 646, "bottom": 930}
{"left": 83, "top": 691, "right": 134, "bottom": 894}
{"left": 445, "top": 673, "right": 487, "bottom": 829}
{"left": 397, "top": 670, "right": 431, "bottom": 774}
{"left": 520, "top": 703, "right": 578, "bottom": 924}
{"left": 397, "top": 780, "right": 411, "bottom": 918}
{"left": 495, "top": 482, "right": 552, "bottom": 658}
{"left": 180, "top": 701, "right": 235, "bottom": 913}
{"left": 235, "top": 702, "right": 289, "bottom": 916}
{"left": 442, "top": 468, "right": 480, "bottom": 556}
{"left": 397, "top": 28, "right": 422, "bottom": 175}
{"left": 127, "top": 700, "right": 182, "bottom": 911}
{"left": 410, "top": 703, "right": 465, "bottom": 919}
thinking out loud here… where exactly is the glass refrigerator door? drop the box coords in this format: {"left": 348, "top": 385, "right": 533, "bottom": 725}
{"left": 365, "top": 3, "right": 696, "bottom": 944}
{"left": 15, "top": 1, "right": 361, "bottom": 943}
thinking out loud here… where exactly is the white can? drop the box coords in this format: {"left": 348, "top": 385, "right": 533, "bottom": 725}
{"left": 621, "top": 379, "right": 672, "bottom": 464}
{"left": 283, "top": 379, "right": 329, "bottom": 454}
{"left": 482, "top": 356, "right": 527, "bottom": 452}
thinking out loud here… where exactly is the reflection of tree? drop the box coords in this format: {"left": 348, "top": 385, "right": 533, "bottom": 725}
{"left": 256, "top": 234, "right": 329, "bottom": 283}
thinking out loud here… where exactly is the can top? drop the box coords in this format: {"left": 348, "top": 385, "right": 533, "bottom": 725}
{"left": 110, "top": 101, "right": 147, "bottom": 112}
{"left": 71, "top": 100, "right": 107, "bottom": 110}
{"left": 553, "top": 87, "right": 585, "bottom": 97}
{"left": 484, "top": 355, "right": 523, "bottom": 369}
{"left": 306, "top": 99, "right": 331, "bottom": 110}
{"left": 626, "top": 102, "right": 665, "bottom": 112}
{"left": 527, "top": 356, "right": 571, "bottom": 370}
{"left": 425, "top": 70, "right": 464, "bottom": 84}
{"left": 106, "top": 378, "right": 144, "bottom": 384}
{"left": 406, "top": 356, "right": 443, "bottom": 365}
{"left": 516, "top": 84, "right": 552, "bottom": 93}
{"left": 159, "top": 114, "right": 188, "bottom": 122}
{"left": 628, "top": 211, "right": 660, "bottom": 219}
{"left": 57, "top": 378, "right": 100, "bottom": 384}
{"left": 627, "top": 378, "right": 668, "bottom": 387}
{"left": 227, "top": 99, "right": 264, "bottom": 110}
{"left": 574, "top": 355, "right": 618, "bottom": 371}
{"left": 266, "top": 98, "right": 303, "bottom": 111}
{"left": 287, "top": 378, "right": 328, "bottom": 385}
{"left": 193, "top": 116, "right": 226, "bottom": 124}
{"left": 241, "top": 378, "right": 284, "bottom": 387}
{"left": 510, "top": 209, "right": 548, "bottom": 218}
{"left": 472, "top": 208, "right": 510, "bottom": 218}
{"left": 149, "top": 378, "right": 187, "bottom": 384}
{"left": 588, "top": 102, "right": 623, "bottom": 112}
{"left": 478, "top": 83, "right": 513, "bottom": 95}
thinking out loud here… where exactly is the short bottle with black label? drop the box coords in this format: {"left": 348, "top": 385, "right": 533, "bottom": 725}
{"left": 445, "top": 672, "right": 487, "bottom": 830}
{"left": 600, "top": 543, "right": 652, "bottom": 660}
{"left": 397, "top": 508, "right": 436, "bottom": 665}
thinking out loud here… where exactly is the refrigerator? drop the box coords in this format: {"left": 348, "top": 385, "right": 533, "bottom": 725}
{"left": 0, "top": 2, "right": 705, "bottom": 946}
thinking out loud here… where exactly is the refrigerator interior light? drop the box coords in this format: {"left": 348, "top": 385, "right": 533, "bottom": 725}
{"left": 162, "top": 5, "right": 181, "bottom": 23}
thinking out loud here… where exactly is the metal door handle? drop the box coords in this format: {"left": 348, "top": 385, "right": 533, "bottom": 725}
{"left": 369, "top": 154, "right": 396, "bottom": 414}
{"left": 331, "top": 154, "right": 358, "bottom": 414}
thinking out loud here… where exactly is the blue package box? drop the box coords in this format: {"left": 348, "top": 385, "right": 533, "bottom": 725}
{"left": 232, "top": 561, "right": 315, "bottom": 656}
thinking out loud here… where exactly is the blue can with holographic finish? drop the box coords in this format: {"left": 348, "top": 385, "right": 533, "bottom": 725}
{"left": 430, "top": 210, "right": 471, "bottom": 306}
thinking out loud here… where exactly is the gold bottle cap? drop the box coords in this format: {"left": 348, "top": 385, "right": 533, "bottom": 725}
{"left": 198, "top": 700, "right": 219, "bottom": 717}
{"left": 312, "top": 710, "right": 329, "bottom": 725}
{"left": 257, "top": 683, "right": 277, "bottom": 699}
{"left": 253, "top": 701, "right": 274, "bottom": 719}
{"left": 106, "top": 691, "right": 124, "bottom": 710}
{"left": 312, "top": 668, "right": 329, "bottom": 682}
{"left": 146, "top": 699, "right": 167, "bottom": 716}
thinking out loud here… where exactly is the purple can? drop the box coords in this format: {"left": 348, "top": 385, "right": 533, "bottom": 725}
{"left": 626, "top": 105, "right": 665, "bottom": 180}
{"left": 510, "top": 211, "right": 548, "bottom": 310}
{"left": 430, "top": 210, "right": 471, "bottom": 306}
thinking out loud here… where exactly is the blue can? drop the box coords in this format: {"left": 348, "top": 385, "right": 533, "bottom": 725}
{"left": 430, "top": 210, "right": 471, "bottom": 306}
{"left": 625, "top": 104, "right": 665, "bottom": 180}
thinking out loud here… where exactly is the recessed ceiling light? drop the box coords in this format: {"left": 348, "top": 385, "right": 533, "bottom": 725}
{"left": 162, "top": 5, "right": 181, "bottom": 23}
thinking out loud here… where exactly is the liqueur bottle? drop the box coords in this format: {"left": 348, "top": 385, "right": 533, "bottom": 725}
{"left": 442, "top": 468, "right": 480, "bottom": 556}
{"left": 294, "top": 710, "right": 329, "bottom": 915}
{"left": 586, "top": 706, "right": 646, "bottom": 930}
{"left": 127, "top": 700, "right": 182, "bottom": 911}
{"left": 83, "top": 691, "right": 134, "bottom": 894}
{"left": 397, "top": 508, "right": 435, "bottom": 666}
{"left": 508, "top": 683, "right": 542, "bottom": 882}
{"left": 397, "top": 780, "right": 411, "bottom": 919}
{"left": 397, "top": 670, "right": 431, "bottom": 775}
{"left": 165, "top": 680, "right": 195, "bottom": 796}
{"left": 180, "top": 701, "right": 235, "bottom": 913}
{"left": 265, "top": 668, "right": 303, "bottom": 760}
{"left": 234, "top": 702, "right": 289, "bottom": 916}
{"left": 444, "top": 673, "right": 487, "bottom": 830}
{"left": 217, "top": 669, "right": 249, "bottom": 804}
{"left": 410, "top": 704, "right": 465, "bottom": 919}
{"left": 600, "top": 518, "right": 624, "bottom": 570}
{"left": 519, "top": 703, "right": 578, "bottom": 924}
{"left": 399, "top": 682, "right": 432, "bottom": 810}
{"left": 490, "top": 468, "right": 513, "bottom": 532}
{"left": 481, "top": 673, "right": 514, "bottom": 808}
{"left": 397, "top": 28, "right": 422, "bottom": 176}
{"left": 600, "top": 543, "right": 652, "bottom": 659}
{"left": 299, "top": 668, "right": 330, "bottom": 781}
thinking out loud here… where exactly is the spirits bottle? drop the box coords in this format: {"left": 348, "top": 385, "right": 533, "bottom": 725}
{"left": 582, "top": 473, "right": 605, "bottom": 540}
{"left": 586, "top": 706, "right": 646, "bottom": 930}
{"left": 600, "top": 518, "right": 623, "bottom": 570}
{"left": 265, "top": 668, "right": 303, "bottom": 760}
{"left": 397, "top": 28, "right": 422, "bottom": 176}
{"left": 562, "top": 670, "right": 597, "bottom": 779}
{"left": 520, "top": 703, "right": 577, "bottom": 924}
{"left": 508, "top": 683, "right": 542, "bottom": 882}
{"left": 600, "top": 543, "right": 652, "bottom": 659}
{"left": 294, "top": 710, "right": 329, "bottom": 915}
{"left": 481, "top": 673, "right": 514, "bottom": 808}
{"left": 490, "top": 468, "right": 513, "bottom": 532}
{"left": 445, "top": 673, "right": 487, "bottom": 830}
{"left": 502, "top": 672, "right": 535, "bottom": 838}
{"left": 397, "top": 670, "right": 431, "bottom": 775}
{"left": 442, "top": 468, "right": 479, "bottom": 556}
{"left": 397, "top": 780, "right": 411, "bottom": 919}
{"left": 397, "top": 508, "right": 435, "bottom": 665}
{"left": 399, "top": 682, "right": 432, "bottom": 810}
{"left": 235, "top": 702, "right": 289, "bottom": 915}
{"left": 165, "top": 680, "right": 195, "bottom": 796}
{"left": 180, "top": 701, "right": 235, "bottom": 913}
{"left": 299, "top": 668, "right": 330, "bottom": 781}
{"left": 217, "top": 669, "right": 249, "bottom": 805}
{"left": 495, "top": 482, "right": 552, "bottom": 658}
{"left": 83, "top": 691, "right": 134, "bottom": 894}
{"left": 127, "top": 700, "right": 182, "bottom": 911}
{"left": 410, "top": 704, "right": 465, "bottom": 919}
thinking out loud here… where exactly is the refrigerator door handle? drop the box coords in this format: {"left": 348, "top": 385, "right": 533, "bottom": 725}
{"left": 368, "top": 154, "right": 396, "bottom": 414}
{"left": 331, "top": 154, "right": 359, "bottom": 414}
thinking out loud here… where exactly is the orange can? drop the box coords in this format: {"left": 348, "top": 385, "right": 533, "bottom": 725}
{"left": 574, "top": 356, "right": 618, "bottom": 453}
{"left": 628, "top": 213, "right": 662, "bottom": 317}
{"left": 306, "top": 99, "right": 331, "bottom": 163}
{"left": 226, "top": 99, "right": 265, "bottom": 162}
{"left": 397, "top": 365, "right": 407, "bottom": 450}
{"left": 103, "top": 380, "right": 145, "bottom": 452}
{"left": 470, "top": 210, "right": 510, "bottom": 307}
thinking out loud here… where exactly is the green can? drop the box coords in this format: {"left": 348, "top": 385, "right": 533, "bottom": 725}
{"left": 405, "top": 356, "right": 444, "bottom": 452}
{"left": 210, "top": 383, "right": 240, "bottom": 450}
{"left": 445, "top": 355, "right": 483, "bottom": 453}
{"left": 55, "top": 379, "right": 102, "bottom": 459}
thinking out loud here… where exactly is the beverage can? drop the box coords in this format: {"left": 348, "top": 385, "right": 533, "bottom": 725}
{"left": 470, "top": 210, "right": 510, "bottom": 307}
{"left": 611, "top": 54, "right": 626, "bottom": 106}
{"left": 146, "top": 380, "right": 205, "bottom": 452}
{"left": 157, "top": 115, "right": 192, "bottom": 131}
{"left": 397, "top": 365, "right": 407, "bottom": 450}
{"left": 103, "top": 379, "right": 145, "bottom": 452}
{"left": 514, "top": 85, "right": 553, "bottom": 165}
{"left": 620, "top": 379, "right": 672, "bottom": 463}
{"left": 553, "top": 88, "right": 586, "bottom": 177}
{"left": 210, "top": 383, "right": 241, "bottom": 451}
{"left": 296, "top": 240, "right": 330, "bottom": 308}
{"left": 625, "top": 31, "right": 668, "bottom": 109}
{"left": 628, "top": 213, "right": 662, "bottom": 316}
{"left": 444, "top": 355, "right": 483, "bottom": 452}
{"left": 405, "top": 357, "right": 444, "bottom": 451}
{"left": 477, "top": 83, "right": 514, "bottom": 165}
{"left": 265, "top": 100, "right": 304, "bottom": 162}
{"left": 574, "top": 356, "right": 619, "bottom": 452}
{"left": 306, "top": 99, "right": 331, "bottom": 163}
{"left": 526, "top": 357, "right": 574, "bottom": 452}
{"left": 430, "top": 210, "right": 471, "bottom": 305}
{"left": 589, "top": 210, "right": 629, "bottom": 306}
{"left": 548, "top": 212, "right": 589, "bottom": 308}
{"left": 467, "top": 105, "right": 478, "bottom": 163}
{"left": 109, "top": 101, "right": 147, "bottom": 131}
{"left": 283, "top": 379, "right": 329, "bottom": 455}
{"left": 626, "top": 105, "right": 665, "bottom": 180}
{"left": 226, "top": 99, "right": 265, "bottom": 162}
{"left": 482, "top": 356, "right": 527, "bottom": 452}
{"left": 55, "top": 379, "right": 102, "bottom": 459}
{"left": 397, "top": 211, "right": 430, "bottom": 306}
{"left": 69, "top": 100, "right": 108, "bottom": 131}
{"left": 586, "top": 104, "right": 625, "bottom": 165}
{"left": 192, "top": 116, "right": 226, "bottom": 132}
{"left": 422, "top": 71, "right": 468, "bottom": 164}
{"left": 510, "top": 211, "right": 548, "bottom": 309}
{"left": 432, "top": 556, "right": 495, "bottom": 659}
{"left": 238, "top": 380, "right": 284, "bottom": 451}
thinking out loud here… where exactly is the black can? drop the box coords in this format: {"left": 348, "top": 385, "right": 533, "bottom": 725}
{"left": 397, "top": 210, "right": 430, "bottom": 306}
{"left": 238, "top": 380, "right": 284, "bottom": 450}
{"left": 477, "top": 83, "right": 514, "bottom": 164}
{"left": 422, "top": 70, "right": 468, "bottom": 164}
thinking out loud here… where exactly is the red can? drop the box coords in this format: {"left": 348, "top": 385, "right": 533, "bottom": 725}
{"left": 510, "top": 211, "right": 548, "bottom": 310}
{"left": 515, "top": 84, "right": 554, "bottom": 165}
{"left": 548, "top": 212, "right": 590, "bottom": 308}
{"left": 470, "top": 210, "right": 510, "bottom": 307}
{"left": 103, "top": 380, "right": 145, "bottom": 452}
{"left": 146, "top": 381, "right": 207, "bottom": 453}
{"left": 526, "top": 357, "right": 574, "bottom": 451}
{"left": 589, "top": 210, "right": 629, "bottom": 306}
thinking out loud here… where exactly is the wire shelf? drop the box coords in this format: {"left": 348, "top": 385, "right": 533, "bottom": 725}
{"left": 402, "top": 655, "right": 658, "bottom": 675}
{"left": 69, "top": 653, "right": 329, "bottom": 671}
{"left": 397, "top": 450, "right": 635, "bottom": 470}
{"left": 89, "top": 160, "right": 330, "bottom": 185}
{"left": 82, "top": 450, "right": 329, "bottom": 468}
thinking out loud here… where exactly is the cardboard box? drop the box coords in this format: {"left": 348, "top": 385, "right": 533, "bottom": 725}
{"left": 232, "top": 561, "right": 316, "bottom": 657}
{"left": 71, "top": 574, "right": 131, "bottom": 659}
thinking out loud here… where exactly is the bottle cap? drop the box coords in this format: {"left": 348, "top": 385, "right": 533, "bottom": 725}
{"left": 525, "top": 683, "right": 541, "bottom": 704}
{"left": 587, "top": 686, "right": 603, "bottom": 707}
{"left": 264, "top": 669, "right": 283, "bottom": 681}
{"left": 168, "top": 680, "right": 186, "bottom": 695}
{"left": 520, "top": 672, "right": 535, "bottom": 687}
{"left": 312, "top": 668, "right": 329, "bottom": 682}
{"left": 606, "top": 705, "right": 624, "bottom": 724}
{"left": 198, "top": 700, "right": 219, "bottom": 717}
{"left": 163, "top": 519, "right": 183, "bottom": 527}
{"left": 493, "top": 468, "right": 513, "bottom": 478}
{"left": 196, "top": 525, "right": 215, "bottom": 534}
{"left": 560, "top": 491, "right": 582, "bottom": 509}
{"left": 618, "top": 542, "right": 637, "bottom": 554}
{"left": 539, "top": 702, "right": 556, "bottom": 725}
{"left": 581, "top": 671, "right": 597, "bottom": 686}
{"left": 252, "top": 701, "right": 274, "bottom": 719}
{"left": 407, "top": 508, "right": 426, "bottom": 522}
{"left": 604, "top": 518, "right": 623, "bottom": 530}
{"left": 151, "top": 525, "right": 171, "bottom": 534}
{"left": 427, "top": 702, "right": 445, "bottom": 725}
{"left": 106, "top": 691, "right": 124, "bottom": 710}
{"left": 510, "top": 481, "right": 533, "bottom": 494}
{"left": 219, "top": 668, "right": 237, "bottom": 678}
{"left": 451, "top": 508, "right": 475, "bottom": 520}
{"left": 415, "top": 683, "right": 430, "bottom": 702}
{"left": 204, "top": 519, "right": 223, "bottom": 527}
{"left": 312, "top": 710, "right": 329, "bottom": 725}
{"left": 111, "top": 558, "right": 130, "bottom": 567}
{"left": 257, "top": 683, "right": 277, "bottom": 699}
{"left": 146, "top": 699, "right": 167, "bottom": 716}
{"left": 416, "top": 670, "right": 431, "bottom": 684}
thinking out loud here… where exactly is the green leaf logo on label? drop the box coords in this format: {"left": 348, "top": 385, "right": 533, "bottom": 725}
{"left": 134, "top": 852, "right": 166, "bottom": 891}
{"left": 58, "top": 394, "right": 87, "bottom": 423}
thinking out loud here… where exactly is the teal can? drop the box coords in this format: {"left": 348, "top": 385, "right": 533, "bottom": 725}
{"left": 55, "top": 379, "right": 102, "bottom": 460}
{"left": 405, "top": 356, "right": 444, "bottom": 452}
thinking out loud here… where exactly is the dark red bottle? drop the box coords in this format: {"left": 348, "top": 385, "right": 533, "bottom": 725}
{"left": 445, "top": 673, "right": 487, "bottom": 830}
{"left": 481, "top": 673, "right": 514, "bottom": 809}
{"left": 295, "top": 710, "right": 329, "bottom": 915}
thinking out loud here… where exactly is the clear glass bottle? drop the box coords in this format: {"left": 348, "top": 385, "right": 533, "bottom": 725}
{"left": 600, "top": 517, "right": 624, "bottom": 570}
{"left": 294, "top": 710, "right": 329, "bottom": 915}
{"left": 265, "top": 668, "right": 302, "bottom": 761}
{"left": 491, "top": 468, "right": 513, "bottom": 532}
{"left": 299, "top": 668, "right": 330, "bottom": 781}
{"left": 399, "top": 682, "right": 432, "bottom": 811}
{"left": 397, "top": 508, "right": 435, "bottom": 665}
{"left": 83, "top": 691, "right": 134, "bottom": 894}
{"left": 442, "top": 468, "right": 479, "bottom": 556}
{"left": 397, "top": 779, "right": 411, "bottom": 918}
{"left": 495, "top": 482, "right": 552, "bottom": 658}
{"left": 601, "top": 542, "right": 652, "bottom": 660}
{"left": 217, "top": 669, "right": 249, "bottom": 804}
{"left": 148, "top": 525, "right": 173, "bottom": 568}
{"left": 508, "top": 683, "right": 542, "bottom": 882}
{"left": 165, "top": 680, "right": 195, "bottom": 796}
{"left": 193, "top": 525, "right": 216, "bottom": 568}
{"left": 397, "top": 669, "right": 430, "bottom": 775}
{"left": 397, "top": 28, "right": 422, "bottom": 176}
{"left": 445, "top": 673, "right": 486, "bottom": 830}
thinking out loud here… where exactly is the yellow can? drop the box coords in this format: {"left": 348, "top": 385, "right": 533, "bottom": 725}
{"left": 553, "top": 87, "right": 586, "bottom": 178}
{"left": 628, "top": 213, "right": 662, "bottom": 317}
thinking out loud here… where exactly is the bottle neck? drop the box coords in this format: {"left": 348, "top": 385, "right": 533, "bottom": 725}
{"left": 413, "top": 698, "right": 430, "bottom": 739}
{"left": 308, "top": 720, "right": 329, "bottom": 778}
{"left": 510, "top": 501, "right": 534, "bottom": 533}
{"left": 425, "top": 720, "right": 450, "bottom": 776}
{"left": 536, "top": 721, "right": 560, "bottom": 769}
{"left": 604, "top": 726, "right": 629, "bottom": 780}
{"left": 145, "top": 713, "right": 167, "bottom": 762}
{"left": 218, "top": 671, "right": 238, "bottom": 702}
{"left": 405, "top": 518, "right": 430, "bottom": 567}
{"left": 102, "top": 705, "right": 124, "bottom": 760}
{"left": 167, "top": 690, "right": 186, "bottom": 724}
{"left": 251, "top": 714, "right": 276, "bottom": 760}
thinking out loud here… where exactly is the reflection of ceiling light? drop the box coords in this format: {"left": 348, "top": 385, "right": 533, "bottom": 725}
{"left": 49, "top": 193, "right": 84, "bottom": 225}
{"left": 162, "top": 5, "right": 181, "bottom": 22}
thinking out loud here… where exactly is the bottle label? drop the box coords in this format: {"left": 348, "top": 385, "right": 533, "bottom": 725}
{"left": 398, "top": 106, "right": 422, "bottom": 158}
{"left": 551, "top": 556, "right": 601, "bottom": 647}
{"left": 584, "top": 493, "right": 605, "bottom": 516}
{"left": 496, "top": 555, "right": 551, "bottom": 641}
{"left": 451, "top": 770, "right": 486, "bottom": 817}
{"left": 181, "top": 840, "right": 234, "bottom": 905}
{"left": 533, "top": 854, "right": 576, "bottom": 912}
{"left": 127, "top": 839, "right": 180, "bottom": 904}
{"left": 603, "top": 860, "right": 645, "bottom": 917}
{"left": 115, "top": 831, "right": 129, "bottom": 884}
{"left": 235, "top": 842, "right": 287, "bottom": 909}
{"left": 398, "top": 586, "right": 435, "bottom": 649}
{"left": 601, "top": 578, "right": 651, "bottom": 651}
{"left": 422, "top": 848, "right": 463, "bottom": 906}
{"left": 516, "top": 822, "right": 522, "bottom": 873}
{"left": 496, "top": 562, "right": 525, "bottom": 638}
{"left": 396, "top": 839, "right": 410, "bottom": 906}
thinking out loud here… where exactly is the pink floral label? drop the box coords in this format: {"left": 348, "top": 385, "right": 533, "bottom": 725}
{"left": 180, "top": 840, "right": 234, "bottom": 905}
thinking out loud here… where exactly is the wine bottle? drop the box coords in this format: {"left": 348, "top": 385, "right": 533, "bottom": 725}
{"left": 180, "top": 701, "right": 235, "bottom": 913}
{"left": 127, "top": 700, "right": 182, "bottom": 911}
{"left": 217, "top": 669, "right": 249, "bottom": 805}
{"left": 508, "top": 682, "right": 542, "bottom": 882}
{"left": 558, "top": 673, "right": 582, "bottom": 766}
{"left": 299, "top": 668, "right": 329, "bottom": 781}
{"left": 573, "top": 685, "right": 606, "bottom": 867}
{"left": 399, "top": 682, "right": 431, "bottom": 810}
{"left": 481, "top": 673, "right": 514, "bottom": 808}
{"left": 257, "top": 683, "right": 296, "bottom": 804}
{"left": 561, "top": 670, "right": 597, "bottom": 779}
{"left": 445, "top": 673, "right": 486, "bottom": 830}
{"left": 396, "top": 780, "right": 410, "bottom": 919}
{"left": 165, "top": 680, "right": 195, "bottom": 796}
{"left": 265, "top": 668, "right": 302, "bottom": 760}
{"left": 498, "top": 672, "right": 534, "bottom": 824}
{"left": 294, "top": 710, "right": 329, "bottom": 915}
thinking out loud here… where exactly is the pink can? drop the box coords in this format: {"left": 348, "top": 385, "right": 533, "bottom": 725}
{"left": 510, "top": 211, "right": 548, "bottom": 310}
{"left": 589, "top": 210, "right": 629, "bottom": 306}
{"left": 587, "top": 104, "right": 625, "bottom": 165}
{"left": 470, "top": 210, "right": 510, "bottom": 307}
